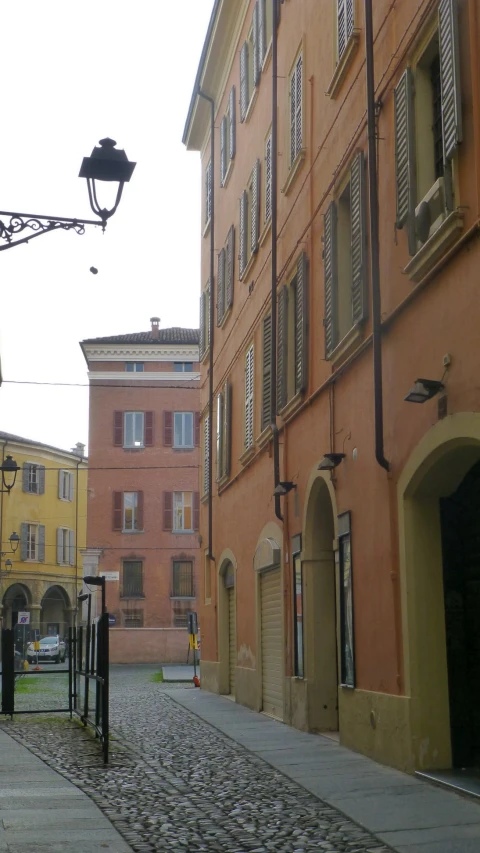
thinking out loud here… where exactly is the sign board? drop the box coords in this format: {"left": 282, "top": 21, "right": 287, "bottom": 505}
{"left": 100, "top": 571, "right": 119, "bottom": 582}
{"left": 189, "top": 634, "right": 199, "bottom": 650}
{"left": 17, "top": 612, "right": 30, "bottom": 625}
{"left": 108, "top": 614, "right": 116, "bottom": 626}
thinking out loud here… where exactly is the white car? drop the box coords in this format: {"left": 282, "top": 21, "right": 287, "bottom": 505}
{"left": 26, "top": 636, "right": 66, "bottom": 664}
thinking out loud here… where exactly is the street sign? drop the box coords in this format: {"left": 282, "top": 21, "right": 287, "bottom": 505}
{"left": 100, "top": 571, "right": 119, "bottom": 582}
{"left": 18, "top": 612, "right": 30, "bottom": 625}
{"left": 108, "top": 614, "right": 116, "bottom": 626}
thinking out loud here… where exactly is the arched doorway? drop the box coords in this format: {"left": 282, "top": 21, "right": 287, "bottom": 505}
{"left": 41, "top": 586, "right": 71, "bottom": 638}
{"left": 302, "top": 474, "right": 338, "bottom": 732}
{"left": 2, "top": 583, "right": 30, "bottom": 629}
{"left": 218, "top": 555, "right": 237, "bottom": 696}
{"left": 224, "top": 563, "right": 236, "bottom": 696}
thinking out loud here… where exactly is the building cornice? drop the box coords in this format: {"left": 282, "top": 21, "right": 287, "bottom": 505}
{"left": 0, "top": 437, "right": 87, "bottom": 466}
{"left": 88, "top": 372, "right": 201, "bottom": 383}
{"left": 83, "top": 344, "right": 199, "bottom": 362}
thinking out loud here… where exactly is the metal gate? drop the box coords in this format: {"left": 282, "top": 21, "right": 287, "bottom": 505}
{"left": 1, "top": 613, "right": 110, "bottom": 763}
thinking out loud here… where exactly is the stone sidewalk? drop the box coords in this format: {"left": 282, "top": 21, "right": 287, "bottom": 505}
{"left": 168, "top": 686, "right": 480, "bottom": 853}
{"left": 0, "top": 728, "right": 132, "bottom": 853}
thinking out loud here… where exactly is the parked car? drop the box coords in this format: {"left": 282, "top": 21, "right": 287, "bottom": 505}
{"left": 26, "top": 636, "right": 66, "bottom": 664}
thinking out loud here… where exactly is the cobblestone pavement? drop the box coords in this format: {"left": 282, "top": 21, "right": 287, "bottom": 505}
{"left": 1, "top": 665, "right": 391, "bottom": 853}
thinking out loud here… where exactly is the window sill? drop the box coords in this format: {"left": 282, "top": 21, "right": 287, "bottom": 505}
{"left": 170, "top": 595, "right": 195, "bottom": 601}
{"left": 217, "top": 471, "right": 230, "bottom": 492}
{"left": 123, "top": 446, "right": 145, "bottom": 451}
{"left": 173, "top": 529, "right": 195, "bottom": 535}
{"left": 120, "top": 595, "right": 145, "bottom": 600}
{"left": 279, "top": 390, "right": 304, "bottom": 422}
{"left": 326, "top": 31, "right": 361, "bottom": 99}
{"left": 404, "top": 209, "right": 465, "bottom": 283}
{"left": 202, "top": 218, "right": 211, "bottom": 238}
{"left": 282, "top": 148, "right": 306, "bottom": 197}
{"left": 201, "top": 345, "right": 210, "bottom": 366}
{"left": 328, "top": 323, "right": 364, "bottom": 368}
{"left": 240, "top": 249, "right": 258, "bottom": 283}
{"left": 221, "top": 159, "right": 234, "bottom": 190}
{"left": 122, "top": 529, "right": 144, "bottom": 534}
{"left": 262, "top": 39, "right": 272, "bottom": 74}
{"left": 218, "top": 306, "right": 232, "bottom": 330}
{"left": 240, "top": 445, "right": 256, "bottom": 466}
{"left": 201, "top": 491, "right": 210, "bottom": 505}
{"left": 244, "top": 87, "right": 258, "bottom": 124}
{"left": 259, "top": 217, "right": 271, "bottom": 248}
{"left": 173, "top": 445, "right": 195, "bottom": 451}
{"left": 59, "top": 497, "right": 73, "bottom": 503}
{"left": 256, "top": 424, "right": 273, "bottom": 450}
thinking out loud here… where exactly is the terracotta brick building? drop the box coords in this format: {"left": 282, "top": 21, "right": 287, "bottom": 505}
{"left": 183, "top": 0, "right": 480, "bottom": 779}
{"left": 80, "top": 318, "right": 200, "bottom": 664}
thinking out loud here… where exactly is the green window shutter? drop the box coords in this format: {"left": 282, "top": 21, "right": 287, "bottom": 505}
{"left": 323, "top": 201, "right": 338, "bottom": 358}
{"left": 224, "top": 379, "right": 232, "bottom": 478}
{"left": 217, "top": 248, "right": 226, "bottom": 326}
{"left": 253, "top": 1, "right": 260, "bottom": 87}
{"left": 38, "top": 525, "right": 45, "bottom": 562}
{"left": 350, "top": 151, "right": 368, "bottom": 325}
{"left": 216, "top": 391, "right": 225, "bottom": 482}
{"left": 226, "top": 225, "right": 235, "bottom": 310}
{"left": 239, "top": 190, "right": 248, "bottom": 278}
{"left": 277, "top": 286, "right": 288, "bottom": 412}
{"left": 265, "top": 133, "right": 272, "bottom": 223}
{"left": 245, "top": 345, "right": 254, "bottom": 449}
{"left": 240, "top": 41, "right": 249, "bottom": 121}
{"left": 57, "top": 528, "right": 62, "bottom": 564}
{"left": 439, "top": 0, "right": 462, "bottom": 162}
{"left": 229, "top": 86, "right": 236, "bottom": 159}
{"left": 394, "top": 67, "right": 416, "bottom": 255}
{"left": 251, "top": 159, "right": 261, "bottom": 254}
{"left": 295, "top": 252, "right": 309, "bottom": 395}
{"left": 220, "top": 115, "right": 227, "bottom": 185}
{"left": 262, "top": 313, "right": 272, "bottom": 431}
{"left": 259, "top": 0, "right": 267, "bottom": 66}
{"left": 22, "top": 464, "right": 30, "bottom": 492}
{"left": 199, "top": 291, "right": 206, "bottom": 359}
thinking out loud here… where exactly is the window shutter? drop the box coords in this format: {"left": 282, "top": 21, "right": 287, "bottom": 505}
{"left": 220, "top": 115, "right": 227, "bottom": 185}
{"left": 439, "top": 0, "right": 462, "bottom": 162}
{"left": 290, "top": 62, "right": 297, "bottom": 164}
{"left": 350, "top": 151, "right": 368, "bottom": 325}
{"left": 38, "top": 525, "right": 45, "bottom": 562}
{"left": 20, "top": 523, "right": 28, "bottom": 561}
{"left": 259, "top": 0, "right": 267, "bottom": 66}
{"left": 137, "top": 491, "right": 144, "bottom": 531}
{"left": 114, "top": 411, "right": 123, "bottom": 446}
{"left": 69, "top": 529, "right": 75, "bottom": 566}
{"left": 295, "top": 252, "right": 309, "bottom": 395}
{"left": 22, "top": 464, "right": 30, "bottom": 492}
{"left": 323, "top": 201, "right": 338, "bottom": 358}
{"left": 253, "top": 1, "right": 260, "bottom": 87}
{"left": 251, "top": 159, "right": 261, "bottom": 254}
{"left": 194, "top": 411, "right": 200, "bottom": 446}
{"left": 229, "top": 86, "right": 236, "bottom": 159}
{"left": 57, "top": 528, "right": 62, "bottom": 564}
{"left": 239, "top": 190, "right": 248, "bottom": 278}
{"left": 113, "top": 492, "right": 123, "bottom": 531}
{"left": 346, "top": 0, "right": 354, "bottom": 44}
{"left": 199, "top": 291, "right": 206, "bottom": 359}
{"left": 265, "top": 133, "right": 272, "bottom": 223}
{"left": 394, "top": 67, "right": 416, "bottom": 255}
{"left": 216, "top": 391, "right": 225, "bottom": 482}
{"left": 245, "top": 345, "right": 254, "bottom": 449}
{"left": 203, "top": 415, "right": 211, "bottom": 495}
{"left": 207, "top": 282, "right": 212, "bottom": 350}
{"left": 277, "top": 287, "right": 288, "bottom": 412}
{"left": 58, "top": 470, "right": 63, "bottom": 499}
{"left": 295, "top": 55, "right": 303, "bottom": 161}
{"left": 217, "top": 248, "right": 226, "bottom": 326}
{"left": 37, "top": 465, "right": 45, "bottom": 495}
{"left": 205, "top": 160, "right": 212, "bottom": 224}
{"left": 163, "top": 491, "right": 173, "bottom": 531}
{"left": 193, "top": 491, "right": 200, "bottom": 531}
{"left": 262, "top": 314, "right": 272, "bottom": 431}
{"left": 69, "top": 471, "right": 74, "bottom": 501}
{"left": 145, "top": 411, "right": 154, "bottom": 446}
{"left": 224, "top": 379, "right": 232, "bottom": 478}
{"left": 337, "top": 0, "right": 347, "bottom": 58}
{"left": 226, "top": 225, "right": 235, "bottom": 310}
{"left": 164, "top": 411, "right": 173, "bottom": 446}
{"left": 240, "top": 41, "right": 249, "bottom": 122}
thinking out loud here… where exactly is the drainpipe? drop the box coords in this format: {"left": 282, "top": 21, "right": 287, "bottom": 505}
{"left": 271, "top": 0, "right": 283, "bottom": 521}
{"left": 365, "top": 0, "right": 390, "bottom": 472}
{"left": 197, "top": 86, "right": 216, "bottom": 557}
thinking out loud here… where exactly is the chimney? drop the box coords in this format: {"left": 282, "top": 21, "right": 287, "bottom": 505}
{"left": 150, "top": 316, "right": 160, "bottom": 340}
{"left": 72, "top": 442, "right": 86, "bottom": 457}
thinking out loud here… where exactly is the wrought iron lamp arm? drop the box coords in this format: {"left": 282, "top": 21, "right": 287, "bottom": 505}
{"left": 0, "top": 209, "right": 107, "bottom": 252}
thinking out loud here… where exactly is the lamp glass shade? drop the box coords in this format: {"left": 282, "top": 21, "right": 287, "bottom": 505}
{"left": 79, "top": 138, "right": 136, "bottom": 183}
{"left": 404, "top": 379, "right": 444, "bottom": 403}
{"left": 0, "top": 455, "right": 19, "bottom": 490}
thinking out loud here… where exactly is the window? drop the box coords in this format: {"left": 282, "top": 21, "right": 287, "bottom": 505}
{"left": 261, "top": 314, "right": 272, "bottom": 432}
{"left": 220, "top": 86, "right": 236, "bottom": 185}
{"left": 323, "top": 153, "right": 366, "bottom": 358}
{"left": 125, "top": 362, "right": 144, "bottom": 372}
{"left": 336, "top": 0, "right": 354, "bottom": 62}
{"left": 174, "top": 412, "right": 194, "bottom": 448}
{"left": 205, "top": 159, "right": 212, "bottom": 226}
{"left": 239, "top": 160, "right": 260, "bottom": 279}
{"left": 203, "top": 415, "right": 211, "bottom": 496}
{"left": 199, "top": 282, "right": 211, "bottom": 360}
{"left": 244, "top": 344, "right": 254, "bottom": 450}
{"left": 58, "top": 469, "right": 73, "bottom": 501}
{"left": 20, "top": 522, "right": 45, "bottom": 562}
{"left": 240, "top": 1, "right": 268, "bottom": 121}
{"left": 277, "top": 252, "right": 309, "bottom": 411}
{"left": 217, "top": 225, "right": 235, "bottom": 325}
{"left": 163, "top": 491, "right": 199, "bottom": 532}
{"left": 172, "top": 560, "right": 194, "bottom": 598}
{"left": 114, "top": 411, "right": 154, "bottom": 448}
{"left": 172, "top": 601, "right": 191, "bottom": 628}
{"left": 123, "top": 609, "right": 144, "bottom": 627}
{"left": 57, "top": 528, "right": 75, "bottom": 565}
{"left": 216, "top": 380, "right": 232, "bottom": 483}
{"left": 22, "top": 463, "right": 45, "bottom": 495}
{"left": 292, "top": 534, "right": 304, "bottom": 678}
{"left": 174, "top": 362, "right": 193, "bottom": 372}
{"left": 113, "top": 491, "right": 144, "bottom": 532}
{"left": 289, "top": 51, "right": 303, "bottom": 167}
{"left": 122, "top": 561, "right": 144, "bottom": 598}
{"left": 394, "top": 0, "right": 463, "bottom": 257}
{"left": 338, "top": 512, "right": 355, "bottom": 687}
{"left": 264, "top": 130, "right": 272, "bottom": 225}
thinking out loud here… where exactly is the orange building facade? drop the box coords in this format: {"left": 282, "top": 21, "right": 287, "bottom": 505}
{"left": 184, "top": 0, "right": 480, "bottom": 773}
{"left": 80, "top": 319, "right": 201, "bottom": 664}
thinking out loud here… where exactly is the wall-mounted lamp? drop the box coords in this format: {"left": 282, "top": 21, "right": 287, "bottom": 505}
{"left": 0, "top": 456, "right": 20, "bottom": 493}
{"left": 404, "top": 378, "right": 444, "bottom": 404}
{"left": 3, "top": 559, "right": 12, "bottom": 571}
{"left": 273, "top": 481, "right": 296, "bottom": 497}
{"left": 318, "top": 453, "right": 346, "bottom": 471}
{"left": 83, "top": 575, "right": 106, "bottom": 614}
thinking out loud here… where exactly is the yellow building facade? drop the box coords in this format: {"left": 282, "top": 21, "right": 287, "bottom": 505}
{"left": 0, "top": 432, "right": 87, "bottom": 642}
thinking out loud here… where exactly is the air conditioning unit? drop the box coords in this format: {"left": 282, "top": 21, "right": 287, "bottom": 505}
{"left": 414, "top": 177, "right": 446, "bottom": 246}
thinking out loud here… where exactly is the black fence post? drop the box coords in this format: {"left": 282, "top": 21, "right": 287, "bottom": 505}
{"left": 1, "top": 629, "right": 15, "bottom": 717}
{"left": 101, "top": 612, "right": 109, "bottom": 764}
{"left": 68, "top": 626, "right": 73, "bottom": 718}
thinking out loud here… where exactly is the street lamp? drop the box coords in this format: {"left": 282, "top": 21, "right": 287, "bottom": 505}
{"left": 0, "top": 138, "right": 136, "bottom": 251}
{"left": 0, "top": 530, "right": 20, "bottom": 575}
{"left": 0, "top": 456, "right": 20, "bottom": 493}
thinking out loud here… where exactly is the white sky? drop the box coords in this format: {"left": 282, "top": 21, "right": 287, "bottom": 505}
{"left": 0, "top": 0, "right": 212, "bottom": 454}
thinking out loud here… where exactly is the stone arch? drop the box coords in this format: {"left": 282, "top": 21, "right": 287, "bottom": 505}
{"left": 398, "top": 412, "right": 480, "bottom": 770}
{"left": 1, "top": 583, "right": 32, "bottom": 629}
{"left": 40, "top": 585, "right": 73, "bottom": 638}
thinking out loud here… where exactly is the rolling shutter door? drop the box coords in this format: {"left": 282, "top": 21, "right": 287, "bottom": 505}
{"left": 261, "top": 568, "right": 283, "bottom": 719}
{"left": 228, "top": 587, "right": 236, "bottom": 695}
